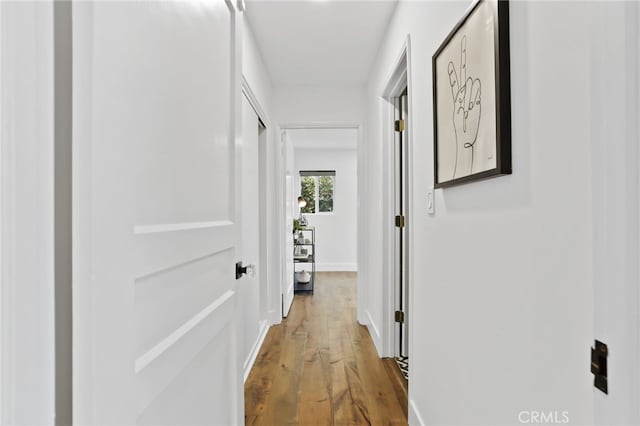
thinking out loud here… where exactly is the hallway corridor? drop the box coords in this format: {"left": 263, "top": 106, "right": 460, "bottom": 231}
{"left": 7, "top": 0, "right": 640, "bottom": 423}
{"left": 245, "top": 272, "right": 407, "bottom": 425}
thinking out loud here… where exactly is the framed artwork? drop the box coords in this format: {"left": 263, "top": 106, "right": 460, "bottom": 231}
{"left": 432, "top": 0, "right": 512, "bottom": 188}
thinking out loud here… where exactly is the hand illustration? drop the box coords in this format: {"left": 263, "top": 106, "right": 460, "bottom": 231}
{"left": 447, "top": 36, "right": 481, "bottom": 178}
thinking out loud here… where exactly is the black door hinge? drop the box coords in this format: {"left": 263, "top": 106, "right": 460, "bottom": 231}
{"left": 591, "top": 340, "right": 608, "bottom": 394}
{"left": 395, "top": 310, "right": 405, "bottom": 323}
{"left": 394, "top": 119, "right": 405, "bottom": 132}
{"left": 395, "top": 215, "right": 405, "bottom": 228}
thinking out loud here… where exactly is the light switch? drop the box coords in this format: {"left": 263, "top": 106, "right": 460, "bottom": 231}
{"left": 427, "top": 190, "right": 435, "bottom": 215}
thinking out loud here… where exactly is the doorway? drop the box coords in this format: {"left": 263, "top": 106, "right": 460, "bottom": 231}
{"left": 381, "top": 40, "right": 412, "bottom": 389}
{"left": 240, "top": 92, "right": 267, "bottom": 376}
{"left": 239, "top": 83, "right": 278, "bottom": 380}
{"left": 279, "top": 125, "right": 360, "bottom": 316}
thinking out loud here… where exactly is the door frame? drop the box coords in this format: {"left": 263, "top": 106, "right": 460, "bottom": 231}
{"left": 391, "top": 89, "right": 408, "bottom": 358}
{"left": 381, "top": 36, "right": 414, "bottom": 361}
{"left": 1, "top": 3, "right": 56, "bottom": 424}
{"left": 240, "top": 76, "right": 279, "bottom": 378}
{"left": 0, "top": 5, "right": 15, "bottom": 421}
{"left": 589, "top": 1, "right": 640, "bottom": 423}
{"left": 277, "top": 122, "right": 361, "bottom": 318}
{"left": 637, "top": 3, "right": 640, "bottom": 416}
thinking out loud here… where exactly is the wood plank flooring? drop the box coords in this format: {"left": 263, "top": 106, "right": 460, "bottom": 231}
{"left": 244, "top": 272, "right": 408, "bottom": 425}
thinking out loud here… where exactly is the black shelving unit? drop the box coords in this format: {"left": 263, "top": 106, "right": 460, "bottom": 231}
{"left": 293, "top": 227, "right": 315, "bottom": 294}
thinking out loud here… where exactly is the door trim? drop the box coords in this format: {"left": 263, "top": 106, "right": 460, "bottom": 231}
{"left": 277, "top": 122, "right": 361, "bottom": 321}
{"left": 241, "top": 76, "right": 270, "bottom": 127}
{"left": 589, "top": 2, "right": 640, "bottom": 423}
{"left": 241, "top": 76, "right": 280, "bottom": 326}
{"left": 1, "top": 3, "right": 56, "bottom": 423}
{"left": 0, "top": 3, "right": 17, "bottom": 420}
{"left": 381, "top": 36, "right": 414, "bottom": 361}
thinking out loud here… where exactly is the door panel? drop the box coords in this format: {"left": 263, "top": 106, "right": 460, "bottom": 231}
{"left": 136, "top": 323, "right": 236, "bottom": 426}
{"left": 73, "top": 1, "right": 240, "bottom": 424}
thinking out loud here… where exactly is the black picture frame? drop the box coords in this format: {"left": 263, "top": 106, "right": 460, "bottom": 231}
{"left": 432, "top": 0, "right": 511, "bottom": 188}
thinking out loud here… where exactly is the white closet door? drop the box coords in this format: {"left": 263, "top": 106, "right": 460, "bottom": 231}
{"left": 284, "top": 174, "right": 295, "bottom": 316}
{"left": 239, "top": 95, "right": 261, "bottom": 366}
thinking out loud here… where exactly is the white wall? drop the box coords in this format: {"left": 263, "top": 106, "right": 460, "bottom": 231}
{"left": 294, "top": 148, "right": 357, "bottom": 271}
{"left": 1, "top": 2, "right": 56, "bottom": 424}
{"left": 363, "top": 1, "right": 594, "bottom": 424}
{"left": 243, "top": 20, "right": 274, "bottom": 119}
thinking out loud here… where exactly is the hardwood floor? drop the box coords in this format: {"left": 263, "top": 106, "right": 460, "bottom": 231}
{"left": 244, "top": 272, "right": 408, "bottom": 425}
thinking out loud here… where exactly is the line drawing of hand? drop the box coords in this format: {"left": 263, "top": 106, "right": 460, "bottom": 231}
{"left": 447, "top": 35, "right": 481, "bottom": 179}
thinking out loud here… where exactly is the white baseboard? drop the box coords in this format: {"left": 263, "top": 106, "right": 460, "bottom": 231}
{"left": 409, "top": 399, "right": 425, "bottom": 426}
{"left": 357, "top": 310, "right": 367, "bottom": 326}
{"left": 365, "top": 310, "right": 383, "bottom": 356}
{"left": 283, "top": 286, "right": 294, "bottom": 317}
{"left": 268, "top": 309, "right": 281, "bottom": 325}
{"left": 315, "top": 263, "right": 358, "bottom": 272}
{"left": 243, "top": 320, "right": 270, "bottom": 383}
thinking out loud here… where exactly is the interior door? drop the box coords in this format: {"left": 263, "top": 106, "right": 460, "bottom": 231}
{"left": 282, "top": 131, "right": 295, "bottom": 316}
{"left": 72, "top": 2, "right": 242, "bottom": 424}
{"left": 394, "top": 89, "right": 409, "bottom": 358}
{"left": 239, "top": 95, "right": 261, "bottom": 366}
{"left": 283, "top": 174, "right": 295, "bottom": 316}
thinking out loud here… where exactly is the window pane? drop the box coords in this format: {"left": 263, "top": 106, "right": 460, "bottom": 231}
{"left": 300, "top": 176, "right": 315, "bottom": 213}
{"left": 318, "top": 175, "right": 334, "bottom": 212}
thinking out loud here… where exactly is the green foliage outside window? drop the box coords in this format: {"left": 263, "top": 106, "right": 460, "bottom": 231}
{"left": 300, "top": 176, "right": 315, "bottom": 213}
{"left": 318, "top": 176, "right": 334, "bottom": 212}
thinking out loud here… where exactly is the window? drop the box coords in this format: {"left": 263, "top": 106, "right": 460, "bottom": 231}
{"left": 300, "top": 170, "right": 335, "bottom": 213}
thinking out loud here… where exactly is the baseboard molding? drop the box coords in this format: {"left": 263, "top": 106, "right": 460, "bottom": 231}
{"left": 283, "top": 286, "right": 294, "bottom": 317}
{"left": 315, "top": 263, "right": 358, "bottom": 272}
{"left": 243, "top": 320, "right": 270, "bottom": 383}
{"left": 365, "top": 310, "right": 383, "bottom": 356}
{"left": 357, "top": 310, "right": 367, "bottom": 325}
{"left": 409, "top": 399, "right": 425, "bottom": 426}
{"left": 268, "top": 309, "right": 281, "bottom": 325}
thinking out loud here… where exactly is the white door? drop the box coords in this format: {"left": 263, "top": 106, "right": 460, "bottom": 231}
{"left": 282, "top": 131, "right": 295, "bottom": 316}
{"left": 393, "top": 90, "right": 409, "bottom": 358}
{"left": 239, "top": 95, "right": 261, "bottom": 367}
{"left": 283, "top": 174, "right": 295, "bottom": 316}
{"left": 73, "top": 2, "right": 242, "bottom": 425}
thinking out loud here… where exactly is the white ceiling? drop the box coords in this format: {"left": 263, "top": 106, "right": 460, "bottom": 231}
{"left": 287, "top": 128, "right": 358, "bottom": 150}
{"left": 244, "top": 0, "right": 398, "bottom": 87}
